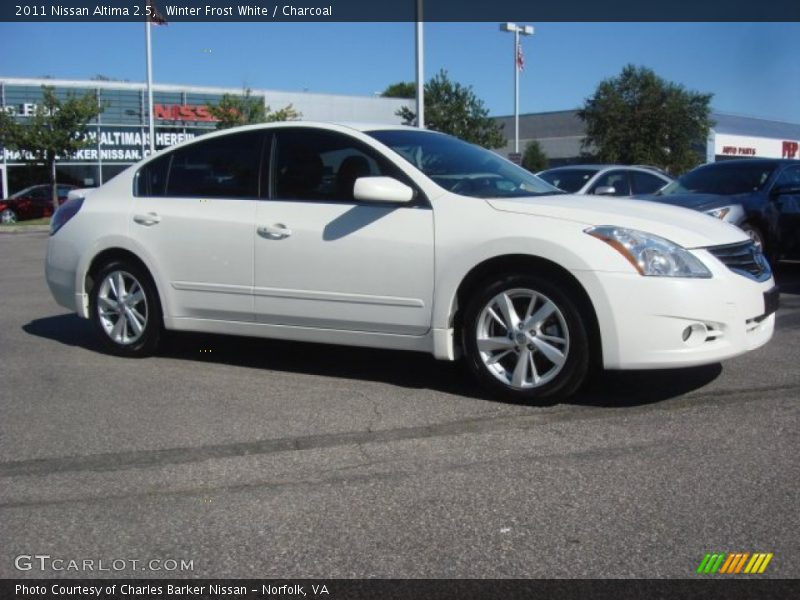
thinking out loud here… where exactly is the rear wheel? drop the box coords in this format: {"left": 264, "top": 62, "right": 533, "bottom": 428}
{"left": 89, "top": 260, "right": 162, "bottom": 357}
{"left": 462, "top": 273, "right": 590, "bottom": 402}
{"left": 1, "top": 208, "right": 17, "bottom": 225}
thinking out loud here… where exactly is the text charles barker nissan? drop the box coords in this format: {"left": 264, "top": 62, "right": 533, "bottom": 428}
{"left": 15, "top": 584, "right": 329, "bottom": 597}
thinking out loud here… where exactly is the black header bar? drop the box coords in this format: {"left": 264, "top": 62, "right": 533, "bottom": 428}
{"left": 2, "top": 0, "right": 800, "bottom": 22}
{"left": 3, "top": 579, "right": 800, "bottom": 600}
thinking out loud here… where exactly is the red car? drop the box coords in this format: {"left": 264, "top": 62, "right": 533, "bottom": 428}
{"left": 0, "top": 184, "right": 77, "bottom": 224}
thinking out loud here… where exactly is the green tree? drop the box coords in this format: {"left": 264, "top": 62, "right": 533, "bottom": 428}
{"left": 578, "top": 65, "right": 713, "bottom": 174}
{"left": 381, "top": 82, "right": 416, "bottom": 98}
{"left": 522, "top": 140, "right": 548, "bottom": 172}
{"left": 0, "top": 86, "right": 103, "bottom": 210}
{"left": 398, "top": 70, "right": 505, "bottom": 149}
{"left": 206, "top": 88, "right": 301, "bottom": 130}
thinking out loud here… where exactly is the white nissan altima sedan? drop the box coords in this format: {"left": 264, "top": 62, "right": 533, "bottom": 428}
{"left": 45, "top": 122, "right": 778, "bottom": 402}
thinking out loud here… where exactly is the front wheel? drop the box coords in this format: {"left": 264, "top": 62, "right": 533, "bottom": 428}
{"left": 1, "top": 208, "right": 18, "bottom": 225}
{"left": 462, "top": 273, "right": 590, "bottom": 402}
{"left": 89, "top": 261, "right": 162, "bottom": 357}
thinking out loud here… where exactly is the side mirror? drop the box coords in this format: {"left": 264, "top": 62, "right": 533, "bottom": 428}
{"left": 594, "top": 186, "right": 617, "bottom": 196}
{"left": 771, "top": 184, "right": 800, "bottom": 197}
{"left": 353, "top": 177, "right": 414, "bottom": 204}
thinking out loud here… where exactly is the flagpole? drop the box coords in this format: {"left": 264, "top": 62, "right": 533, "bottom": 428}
{"left": 415, "top": 0, "right": 424, "bottom": 129}
{"left": 501, "top": 23, "right": 533, "bottom": 158}
{"left": 514, "top": 28, "right": 519, "bottom": 154}
{"left": 145, "top": 17, "right": 155, "bottom": 154}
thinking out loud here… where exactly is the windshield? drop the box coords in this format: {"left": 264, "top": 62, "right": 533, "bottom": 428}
{"left": 660, "top": 162, "right": 777, "bottom": 196}
{"left": 538, "top": 168, "right": 598, "bottom": 193}
{"left": 367, "top": 129, "right": 561, "bottom": 198}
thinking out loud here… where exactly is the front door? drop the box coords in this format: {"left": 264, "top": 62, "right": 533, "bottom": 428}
{"left": 254, "top": 128, "right": 434, "bottom": 335}
{"left": 772, "top": 164, "right": 800, "bottom": 259}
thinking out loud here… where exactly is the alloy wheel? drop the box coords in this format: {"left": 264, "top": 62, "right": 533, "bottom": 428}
{"left": 96, "top": 270, "right": 149, "bottom": 345}
{"left": 475, "top": 288, "right": 570, "bottom": 390}
{"left": 1, "top": 209, "right": 17, "bottom": 225}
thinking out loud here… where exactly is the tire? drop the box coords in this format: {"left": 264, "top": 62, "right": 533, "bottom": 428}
{"left": 1, "top": 208, "right": 17, "bottom": 225}
{"left": 740, "top": 222, "right": 765, "bottom": 253}
{"left": 89, "top": 260, "right": 162, "bottom": 357}
{"left": 462, "top": 273, "right": 591, "bottom": 403}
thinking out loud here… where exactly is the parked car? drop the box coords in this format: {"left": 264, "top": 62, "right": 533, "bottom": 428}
{"left": 0, "top": 184, "right": 77, "bottom": 224}
{"left": 537, "top": 165, "right": 672, "bottom": 197}
{"left": 46, "top": 123, "right": 776, "bottom": 402}
{"left": 643, "top": 159, "right": 800, "bottom": 260}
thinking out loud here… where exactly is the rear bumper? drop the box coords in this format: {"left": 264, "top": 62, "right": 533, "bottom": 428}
{"left": 45, "top": 235, "right": 86, "bottom": 316}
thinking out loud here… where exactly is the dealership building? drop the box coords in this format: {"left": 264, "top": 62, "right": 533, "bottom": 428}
{"left": 494, "top": 110, "right": 800, "bottom": 169}
{"left": 0, "top": 77, "right": 412, "bottom": 197}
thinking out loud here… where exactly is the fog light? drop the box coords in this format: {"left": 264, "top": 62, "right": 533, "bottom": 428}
{"left": 682, "top": 323, "right": 708, "bottom": 347}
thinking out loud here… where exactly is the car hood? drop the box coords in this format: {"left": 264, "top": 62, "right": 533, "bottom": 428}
{"left": 487, "top": 194, "right": 747, "bottom": 248}
{"left": 637, "top": 192, "right": 743, "bottom": 211}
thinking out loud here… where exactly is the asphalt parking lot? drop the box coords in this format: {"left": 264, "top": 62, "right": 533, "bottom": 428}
{"left": 0, "top": 231, "right": 797, "bottom": 579}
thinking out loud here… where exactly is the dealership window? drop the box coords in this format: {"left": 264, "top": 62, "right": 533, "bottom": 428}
{"left": 6, "top": 164, "right": 99, "bottom": 196}
{"left": 273, "top": 129, "right": 391, "bottom": 202}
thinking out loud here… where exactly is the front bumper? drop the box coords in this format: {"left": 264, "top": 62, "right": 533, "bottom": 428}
{"left": 575, "top": 264, "right": 776, "bottom": 370}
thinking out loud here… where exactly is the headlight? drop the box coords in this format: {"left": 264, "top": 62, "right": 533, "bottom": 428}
{"left": 585, "top": 226, "right": 712, "bottom": 278}
{"left": 705, "top": 207, "right": 731, "bottom": 220}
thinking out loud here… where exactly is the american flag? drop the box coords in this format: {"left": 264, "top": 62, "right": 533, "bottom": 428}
{"left": 148, "top": 0, "right": 168, "bottom": 25}
{"left": 516, "top": 43, "right": 524, "bottom": 71}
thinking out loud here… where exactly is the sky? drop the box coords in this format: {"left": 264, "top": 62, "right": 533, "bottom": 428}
{"left": 1, "top": 21, "right": 798, "bottom": 122}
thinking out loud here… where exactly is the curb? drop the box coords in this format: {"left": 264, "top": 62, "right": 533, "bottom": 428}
{"left": 0, "top": 225, "right": 50, "bottom": 234}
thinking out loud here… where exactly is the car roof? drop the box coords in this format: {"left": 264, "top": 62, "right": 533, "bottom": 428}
{"left": 694, "top": 158, "right": 794, "bottom": 167}
{"left": 541, "top": 164, "right": 669, "bottom": 174}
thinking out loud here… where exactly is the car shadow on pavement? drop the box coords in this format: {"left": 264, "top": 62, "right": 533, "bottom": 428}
{"left": 24, "top": 313, "right": 722, "bottom": 409}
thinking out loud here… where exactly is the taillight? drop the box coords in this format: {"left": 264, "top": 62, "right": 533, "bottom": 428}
{"left": 50, "top": 196, "right": 84, "bottom": 236}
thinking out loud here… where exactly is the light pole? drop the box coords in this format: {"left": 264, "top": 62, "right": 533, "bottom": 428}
{"left": 415, "top": 0, "right": 424, "bottom": 128}
{"left": 500, "top": 22, "right": 534, "bottom": 157}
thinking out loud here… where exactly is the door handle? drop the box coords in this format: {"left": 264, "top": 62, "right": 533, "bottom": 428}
{"left": 133, "top": 212, "right": 162, "bottom": 226}
{"left": 258, "top": 223, "right": 292, "bottom": 239}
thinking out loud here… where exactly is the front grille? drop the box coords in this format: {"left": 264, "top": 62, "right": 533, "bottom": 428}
{"left": 706, "top": 241, "right": 771, "bottom": 282}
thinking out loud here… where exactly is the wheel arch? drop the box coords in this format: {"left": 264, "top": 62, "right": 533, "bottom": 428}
{"left": 84, "top": 247, "right": 166, "bottom": 324}
{"left": 449, "top": 254, "right": 603, "bottom": 369}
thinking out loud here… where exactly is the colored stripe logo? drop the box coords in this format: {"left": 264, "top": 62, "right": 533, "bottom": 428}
{"left": 697, "top": 552, "right": 773, "bottom": 574}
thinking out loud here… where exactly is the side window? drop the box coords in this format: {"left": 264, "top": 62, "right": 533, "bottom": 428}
{"left": 590, "top": 170, "right": 631, "bottom": 196}
{"left": 273, "top": 129, "right": 398, "bottom": 202}
{"left": 631, "top": 171, "right": 668, "bottom": 194}
{"left": 167, "top": 131, "right": 263, "bottom": 198}
{"left": 31, "top": 187, "right": 49, "bottom": 200}
{"left": 135, "top": 131, "right": 264, "bottom": 199}
{"left": 136, "top": 153, "right": 171, "bottom": 197}
{"left": 773, "top": 166, "right": 800, "bottom": 189}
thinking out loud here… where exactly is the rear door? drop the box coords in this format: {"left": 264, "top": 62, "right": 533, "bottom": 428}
{"left": 130, "top": 130, "right": 266, "bottom": 322}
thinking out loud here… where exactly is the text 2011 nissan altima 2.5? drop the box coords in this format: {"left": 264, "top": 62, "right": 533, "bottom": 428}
{"left": 45, "top": 123, "right": 778, "bottom": 402}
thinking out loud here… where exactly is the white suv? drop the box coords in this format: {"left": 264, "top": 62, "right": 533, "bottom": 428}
{"left": 46, "top": 122, "right": 777, "bottom": 401}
